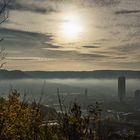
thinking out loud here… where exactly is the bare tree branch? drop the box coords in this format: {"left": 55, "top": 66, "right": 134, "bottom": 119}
{"left": 0, "top": 0, "right": 11, "bottom": 69}
{"left": 0, "top": 47, "right": 7, "bottom": 68}
{"left": 0, "top": 0, "right": 11, "bottom": 24}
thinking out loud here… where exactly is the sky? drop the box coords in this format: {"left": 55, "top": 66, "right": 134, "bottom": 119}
{"left": 0, "top": 0, "right": 140, "bottom": 71}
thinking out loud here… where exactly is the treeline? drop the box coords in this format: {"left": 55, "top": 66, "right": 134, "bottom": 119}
{"left": 0, "top": 91, "right": 140, "bottom": 140}
{"left": 0, "top": 70, "right": 140, "bottom": 79}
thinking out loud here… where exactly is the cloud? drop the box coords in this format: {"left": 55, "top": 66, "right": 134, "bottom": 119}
{"left": 76, "top": 0, "right": 120, "bottom": 7}
{"left": 114, "top": 10, "right": 140, "bottom": 15}
{"left": 6, "top": 57, "right": 43, "bottom": 61}
{"left": 0, "top": 28, "right": 51, "bottom": 48}
{"left": 79, "top": 53, "right": 110, "bottom": 60}
{"left": 42, "top": 47, "right": 111, "bottom": 61}
{"left": 82, "top": 45, "right": 100, "bottom": 48}
{"left": 0, "top": 28, "right": 51, "bottom": 40}
{"left": 0, "top": 28, "right": 62, "bottom": 58}
{"left": 8, "top": 0, "right": 121, "bottom": 14}
{"left": 0, "top": 28, "right": 110, "bottom": 62}
{"left": 111, "top": 43, "right": 140, "bottom": 54}
{"left": 113, "top": 56, "right": 128, "bottom": 59}
{"left": 8, "top": 0, "right": 58, "bottom": 13}
{"left": 42, "top": 49, "right": 79, "bottom": 59}
{"left": 92, "top": 0, "right": 120, "bottom": 6}
{"left": 42, "top": 42, "right": 61, "bottom": 49}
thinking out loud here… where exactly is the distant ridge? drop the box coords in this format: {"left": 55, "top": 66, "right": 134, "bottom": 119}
{"left": 0, "top": 70, "right": 140, "bottom": 79}
{"left": 0, "top": 70, "right": 30, "bottom": 79}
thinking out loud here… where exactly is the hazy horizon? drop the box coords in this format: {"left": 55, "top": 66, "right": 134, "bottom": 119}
{"left": 0, "top": 78, "right": 139, "bottom": 102}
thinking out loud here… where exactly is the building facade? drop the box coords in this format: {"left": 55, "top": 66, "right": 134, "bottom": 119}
{"left": 118, "top": 76, "right": 126, "bottom": 101}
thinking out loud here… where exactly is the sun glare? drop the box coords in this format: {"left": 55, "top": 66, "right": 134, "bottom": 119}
{"left": 59, "top": 14, "right": 83, "bottom": 41}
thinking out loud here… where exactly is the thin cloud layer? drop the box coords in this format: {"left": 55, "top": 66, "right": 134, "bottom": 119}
{"left": 78, "top": 0, "right": 120, "bottom": 6}
{"left": 1, "top": 0, "right": 140, "bottom": 70}
{"left": 115, "top": 10, "right": 140, "bottom": 15}
{"left": 8, "top": 0, "right": 59, "bottom": 13}
{"left": 82, "top": 45, "right": 100, "bottom": 49}
{"left": 0, "top": 28, "right": 59, "bottom": 58}
{"left": 8, "top": 0, "right": 121, "bottom": 13}
{"left": 112, "top": 43, "right": 140, "bottom": 53}
{"left": 0, "top": 28, "right": 113, "bottom": 62}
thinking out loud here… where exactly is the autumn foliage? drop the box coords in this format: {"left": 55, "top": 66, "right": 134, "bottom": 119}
{"left": 0, "top": 91, "right": 42, "bottom": 140}
{"left": 0, "top": 91, "right": 139, "bottom": 140}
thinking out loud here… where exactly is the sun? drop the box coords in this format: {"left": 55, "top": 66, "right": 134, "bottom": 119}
{"left": 61, "top": 20, "right": 82, "bottom": 39}
{"left": 59, "top": 14, "right": 83, "bottom": 42}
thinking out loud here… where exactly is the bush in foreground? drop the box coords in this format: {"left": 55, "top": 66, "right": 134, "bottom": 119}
{"left": 0, "top": 90, "right": 42, "bottom": 140}
{"left": 0, "top": 91, "right": 139, "bottom": 140}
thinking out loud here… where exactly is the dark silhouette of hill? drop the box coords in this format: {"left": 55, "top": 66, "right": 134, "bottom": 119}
{"left": 0, "top": 69, "right": 30, "bottom": 79}
{"left": 0, "top": 70, "right": 140, "bottom": 79}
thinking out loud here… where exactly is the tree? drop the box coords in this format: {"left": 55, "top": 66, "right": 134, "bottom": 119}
{"left": 0, "top": 0, "right": 10, "bottom": 24}
{"left": 0, "top": 0, "right": 11, "bottom": 68}
{"left": 0, "top": 46, "right": 7, "bottom": 68}
{"left": 0, "top": 90, "right": 43, "bottom": 139}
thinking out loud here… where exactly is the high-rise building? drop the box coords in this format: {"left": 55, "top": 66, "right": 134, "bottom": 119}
{"left": 118, "top": 76, "right": 126, "bottom": 101}
{"left": 134, "top": 90, "right": 140, "bottom": 101}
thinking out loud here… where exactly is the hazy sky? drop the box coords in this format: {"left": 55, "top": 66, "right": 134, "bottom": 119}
{"left": 0, "top": 0, "right": 140, "bottom": 71}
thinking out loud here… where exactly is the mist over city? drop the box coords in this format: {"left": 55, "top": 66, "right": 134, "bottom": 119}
{"left": 0, "top": 0, "right": 140, "bottom": 140}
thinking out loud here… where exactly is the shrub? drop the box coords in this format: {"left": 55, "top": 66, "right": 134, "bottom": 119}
{"left": 0, "top": 90, "right": 43, "bottom": 140}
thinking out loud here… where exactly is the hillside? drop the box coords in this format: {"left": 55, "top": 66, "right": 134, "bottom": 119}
{"left": 0, "top": 70, "right": 140, "bottom": 79}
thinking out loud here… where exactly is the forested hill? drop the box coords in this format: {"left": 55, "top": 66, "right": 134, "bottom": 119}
{"left": 0, "top": 70, "right": 140, "bottom": 79}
